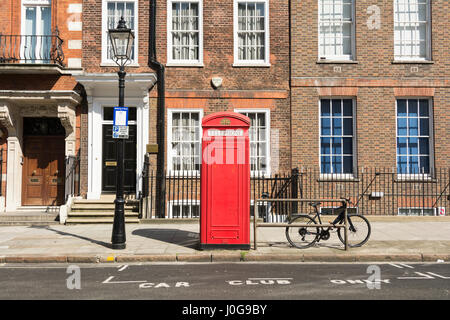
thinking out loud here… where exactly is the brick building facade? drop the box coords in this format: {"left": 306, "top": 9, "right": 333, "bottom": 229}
{"left": 290, "top": 0, "right": 450, "bottom": 215}
{"left": 0, "top": 0, "right": 83, "bottom": 211}
{"left": 0, "top": 0, "right": 448, "bottom": 218}
{"left": 150, "top": 0, "right": 291, "bottom": 176}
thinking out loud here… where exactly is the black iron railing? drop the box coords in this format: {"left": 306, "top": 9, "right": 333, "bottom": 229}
{"left": 140, "top": 167, "right": 450, "bottom": 219}
{"left": 0, "top": 29, "right": 64, "bottom": 66}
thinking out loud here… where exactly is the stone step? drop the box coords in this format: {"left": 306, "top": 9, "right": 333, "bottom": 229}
{"left": 70, "top": 205, "right": 138, "bottom": 211}
{"left": 0, "top": 221, "right": 60, "bottom": 226}
{"left": 0, "top": 216, "right": 58, "bottom": 222}
{"left": 67, "top": 211, "right": 139, "bottom": 217}
{"left": 14, "top": 206, "right": 60, "bottom": 213}
{"left": 65, "top": 217, "right": 140, "bottom": 224}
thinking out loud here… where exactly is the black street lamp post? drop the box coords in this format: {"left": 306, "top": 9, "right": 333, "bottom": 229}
{"left": 108, "top": 17, "right": 135, "bottom": 250}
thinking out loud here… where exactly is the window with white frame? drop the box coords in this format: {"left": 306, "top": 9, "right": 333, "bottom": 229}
{"left": 234, "top": 0, "right": 270, "bottom": 65}
{"left": 236, "top": 110, "right": 270, "bottom": 175}
{"left": 103, "top": 0, "right": 137, "bottom": 63}
{"left": 168, "top": 110, "right": 202, "bottom": 173}
{"left": 169, "top": 200, "right": 200, "bottom": 218}
{"left": 396, "top": 99, "right": 433, "bottom": 175}
{"left": 318, "top": 0, "right": 355, "bottom": 60}
{"left": 320, "top": 99, "right": 355, "bottom": 175}
{"left": 398, "top": 208, "right": 434, "bottom": 216}
{"left": 21, "top": 0, "right": 52, "bottom": 63}
{"left": 394, "top": 0, "right": 431, "bottom": 61}
{"left": 168, "top": 1, "right": 202, "bottom": 65}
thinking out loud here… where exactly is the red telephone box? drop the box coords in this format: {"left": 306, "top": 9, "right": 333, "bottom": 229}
{"left": 200, "top": 112, "right": 251, "bottom": 250}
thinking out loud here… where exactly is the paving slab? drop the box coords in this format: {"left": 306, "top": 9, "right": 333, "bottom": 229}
{"left": 0, "top": 221, "right": 448, "bottom": 263}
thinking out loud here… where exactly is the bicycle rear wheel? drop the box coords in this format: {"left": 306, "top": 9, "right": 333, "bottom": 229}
{"left": 285, "top": 215, "right": 319, "bottom": 249}
{"left": 337, "top": 214, "right": 371, "bottom": 247}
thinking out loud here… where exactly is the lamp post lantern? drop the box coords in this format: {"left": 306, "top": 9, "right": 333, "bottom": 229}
{"left": 108, "top": 16, "right": 135, "bottom": 250}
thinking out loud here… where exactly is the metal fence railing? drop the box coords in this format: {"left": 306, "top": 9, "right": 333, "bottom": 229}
{"left": 296, "top": 167, "right": 449, "bottom": 217}
{"left": 0, "top": 30, "right": 65, "bottom": 66}
{"left": 139, "top": 167, "right": 450, "bottom": 219}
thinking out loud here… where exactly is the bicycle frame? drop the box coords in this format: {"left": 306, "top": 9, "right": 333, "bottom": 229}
{"left": 306, "top": 201, "right": 349, "bottom": 238}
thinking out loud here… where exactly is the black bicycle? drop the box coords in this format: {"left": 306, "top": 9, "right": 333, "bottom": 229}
{"left": 285, "top": 198, "right": 371, "bottom": 249}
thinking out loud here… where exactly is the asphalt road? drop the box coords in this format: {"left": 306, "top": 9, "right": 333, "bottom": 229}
{"left": 0, "top": 262, "right": 449, "bottom": 302}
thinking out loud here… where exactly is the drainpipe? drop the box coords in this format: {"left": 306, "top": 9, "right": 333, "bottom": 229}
{"left": 149, "top": 0, "right": 166, "bottom": 218}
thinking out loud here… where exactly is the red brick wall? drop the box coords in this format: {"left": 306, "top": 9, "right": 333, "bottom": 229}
{"left": 150, "top": 0, "right": 292, "bottom": 173}
{"left": 82, "top": 0, "right": 152, "bottom": 73}
{"left": 290, "top": 0, "right": 450, "bottom": 170}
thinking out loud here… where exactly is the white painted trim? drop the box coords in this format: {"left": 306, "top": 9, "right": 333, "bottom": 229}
{"left": 67, "top": 3, "right": 82, "bottom": 13}
{"left": 101, "top": 0, "right": 139, "bottom": 65}
{"left": 233, "top": 0, "right": 270, "bottom": 66}
{"left": 68, "top": 40, "right": 82, "bottom": 50}
{"left": 67, "top": 58, "right": 82, "bottom": 68}
{"left": 317, "top": 0, "right": 356, "bottom": 61}
{"left": 318, "top": 98, "right": 357, "bottom": 176}
{"left": 167, "top": 199, "right": 200, "bottom": 218}
{"left": 395, "top": 97, "right": 434, "bottom": 176}
{"left": 398, "top": 207, "right": 435, "bottom": 216}
{"left": 68, "top": 21, "right": 82, "bottom": 31}
{"left": 6, "top": 137, "right": 23, "bottom": 211}
{"left": 21, "top": 0, "right": 52, "bottom": 60}
{"left": 88, "top": 97, "right": 148, "bottom": 199}
{"left": 234, "top": 108, "right": 271, "bottom": 177}
{"left": 167, "top": 108, "right": 204, "bottom": 175}
{"left": 393, "top": 0, "right": 432, "bottom": 61}
{"left": 167, "top": 0, "right": 204, "bottom": 66}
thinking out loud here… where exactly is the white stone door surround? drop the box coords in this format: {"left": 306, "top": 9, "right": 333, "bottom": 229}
{"left": 76, "top": 73, "right": 156, "bottom": 200}
{"left": 0, "top": 90, "right": 81, "bottom": 211}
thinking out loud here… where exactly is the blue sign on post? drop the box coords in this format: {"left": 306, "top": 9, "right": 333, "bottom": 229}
{"left": 113, "top": 107, "right": 129, "bottom": 139}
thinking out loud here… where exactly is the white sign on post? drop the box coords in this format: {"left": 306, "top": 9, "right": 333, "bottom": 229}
{"left": 113, "top": 125, "right": 129, "bottom": 139}
{"left": 113, "top": 107, "right": 129, "bottom": 139}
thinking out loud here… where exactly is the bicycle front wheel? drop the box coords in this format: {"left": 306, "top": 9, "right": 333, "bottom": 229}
{"left": 337, "top": 214, "right": 371, "bottom": 247}
{"left": 285, "top": 215, "right": 319, "bottom": 249}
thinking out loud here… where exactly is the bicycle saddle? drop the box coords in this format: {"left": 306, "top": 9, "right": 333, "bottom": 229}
{"left": 309, "top": 202, "right": 321, "bottom": 207}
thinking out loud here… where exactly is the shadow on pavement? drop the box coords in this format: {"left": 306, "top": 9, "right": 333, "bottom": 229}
{"left": 29, "top": 225, "right": 112, "bottom": 249}
{"left": 132, "top": 228, "right": 200, "bottom": 249}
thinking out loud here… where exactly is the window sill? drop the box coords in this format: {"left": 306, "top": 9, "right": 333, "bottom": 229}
{"left": 395, "top": 175, "right": 437, "bottom": 182}
{"left": 100, "top": 62, "right": 140, "bottom": 68}
{"left": 251, "top": 172, "right": 271, "bottom": 178}
{"left": 391, "top": 60, "right": 434, "bottom": 64}
{"left": 166, "top": 62, "right": 204, "bottom": 68}
{"left": 166, "top": 171, "right": 200, "bottom": 178}
{"left": 318, "top": 174, "right": 359, "bottom": 182}
{"left": 316, "top": 60, "right": 359, "bottom": 64}
{"left": 232, "top": 62, "right": 271, "bottom": 68}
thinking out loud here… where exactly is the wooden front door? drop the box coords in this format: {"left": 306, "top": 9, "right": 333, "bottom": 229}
{"left": 22, "top": 136, "right": 65, "bottom": 206}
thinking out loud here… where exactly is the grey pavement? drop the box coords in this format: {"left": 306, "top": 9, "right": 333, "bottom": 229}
{"left": 0, "top": 217, "right": 449, "bottom": 263}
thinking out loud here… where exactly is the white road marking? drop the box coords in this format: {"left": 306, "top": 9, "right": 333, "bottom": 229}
{"left": 397, "top": 272, "right": 434, "bottom": 280}
{"left": 426, "top": 272, "right": 450, "bottom": 279}
{"left": 118, "top": 265, "right": 128, "bottom": 272}
{"left": 248, "top": 278, "right": 293, "bottom": 280}
{"left": 0, "top": 246, "right": 9, "bottom": 249}
{"left": 389, "top": 263, "right": 404, "bottom": 269}
{"left": 399, "top": 263, "right": 414, "bottom": 269}
{"left": 102, "top": 276, "right": 147, "bottom": 284}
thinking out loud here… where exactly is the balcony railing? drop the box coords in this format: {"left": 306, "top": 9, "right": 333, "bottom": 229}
{"left": 0, "top": 29, "right": 64, "bottom": 67}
